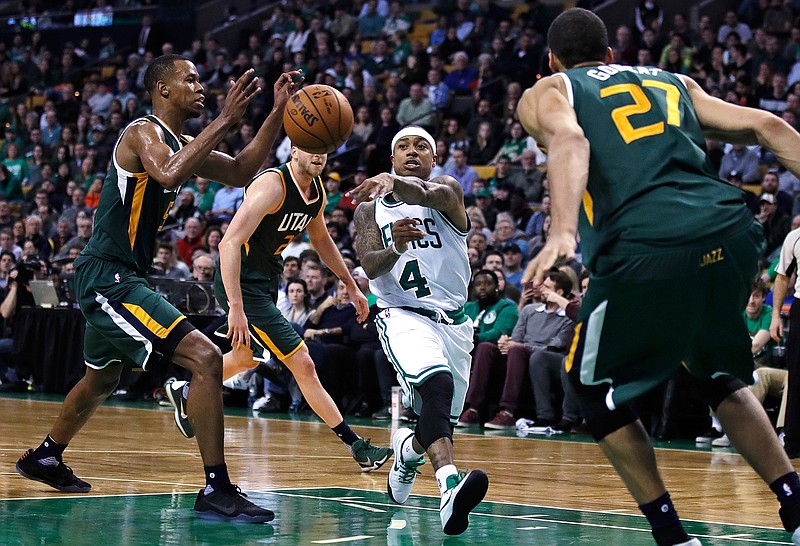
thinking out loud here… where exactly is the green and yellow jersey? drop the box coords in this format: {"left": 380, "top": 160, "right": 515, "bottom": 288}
{"left": 78, "top": 115, "right": 187, "bottom": 275}
{"left": 240, "top": 161, "right": 325, "bottom": 283}
{"left": 559, "top": 65, "right": 753, "bottom": 271}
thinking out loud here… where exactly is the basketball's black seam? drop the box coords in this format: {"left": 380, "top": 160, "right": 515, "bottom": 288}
{"left": 302, "top": 88, "right": 336, "bottom": 150}
{"left": 286, "top": 109, "right": 327, "bottom": 153}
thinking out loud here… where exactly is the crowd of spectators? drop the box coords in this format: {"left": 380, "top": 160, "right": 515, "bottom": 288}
{"left": 0, "top": 0, "right": 797, "bottom": 438}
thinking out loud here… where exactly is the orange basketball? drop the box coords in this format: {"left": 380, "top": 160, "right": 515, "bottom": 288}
{"left": 283, "top": 84, "right": 354, "bottom": 154}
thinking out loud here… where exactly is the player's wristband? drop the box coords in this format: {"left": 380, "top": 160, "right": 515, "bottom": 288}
{"left": 390, "top": 242, "right": 404, "bottom": 256}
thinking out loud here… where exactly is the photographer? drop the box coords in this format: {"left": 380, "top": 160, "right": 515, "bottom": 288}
{"left": 0, "top": 257, "right": 45, "bottom": 392}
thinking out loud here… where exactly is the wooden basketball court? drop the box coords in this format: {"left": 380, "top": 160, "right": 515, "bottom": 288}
{"left": 0, "top": 394, "right": 793, "bottom": 544}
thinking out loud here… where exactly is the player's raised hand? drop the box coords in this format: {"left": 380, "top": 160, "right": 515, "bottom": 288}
{"left": 220, "top": 69, "right": 262, "bottom": 123}
{"left": 522, "top": 232, "right": 576, "bottom": 286}
{"left": 273, "top": 70, "right": 304, "bottom": 111}
{"left": 347, "top": 172, "right": 395, "bottom": 203}
{"left": 226, "top": 304, "right": 251, "bottom": 349}
{"left": 391, "top": 217, "right": 426, "bottom": 253}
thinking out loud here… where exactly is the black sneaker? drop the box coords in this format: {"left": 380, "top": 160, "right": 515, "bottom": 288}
{"left": 16, "top": 449, "right": 91, "bottom": 493}
{"left": 194, "top": 485, "right": 275, "bottom": 523}
{"left": 400, "top": 406, "right": 418, "bottom": 423}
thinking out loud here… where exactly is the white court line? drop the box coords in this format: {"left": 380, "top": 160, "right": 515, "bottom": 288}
{"left": 340, "top": 502, "right": 385, "bottom": 513}
{"left": 0, "top": 483, "right": 789, "bottom": 544}
{"left": 311, "top": 536, "right": 373, "bottom": 544}
{"left": 269, "top": 490, "right": 790, "bottom": 544}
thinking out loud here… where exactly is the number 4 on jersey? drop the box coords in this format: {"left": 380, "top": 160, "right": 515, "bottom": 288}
{"left": 399, "top": 259, "right": 431, "bottom": 298}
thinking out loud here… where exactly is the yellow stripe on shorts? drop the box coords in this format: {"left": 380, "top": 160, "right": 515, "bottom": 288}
{"left": 122, "top": 303, "right": 185, "bottom": 339}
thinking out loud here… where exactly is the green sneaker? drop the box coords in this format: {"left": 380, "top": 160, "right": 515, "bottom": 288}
{"left": 351, "top": 437, "right": 393, "bottom": 472}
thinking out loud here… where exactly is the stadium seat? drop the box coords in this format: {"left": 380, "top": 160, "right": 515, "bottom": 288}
{"left": 473, "top": 165, "right": 496, "bottom": 179}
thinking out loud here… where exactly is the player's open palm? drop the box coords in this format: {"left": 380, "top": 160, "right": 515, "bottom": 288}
{"left": 347, "top": 173, "right": 394, "bottom": 203}
{"left": 221, "top": 69, "right": 262, "bottom": 123}
{"left": 226, "top": 306, "right": 251, "bottom": 349}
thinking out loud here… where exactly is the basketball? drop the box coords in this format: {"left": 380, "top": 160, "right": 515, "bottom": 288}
{"left": 283, "top": 84, "right": 354, "bottom": 154}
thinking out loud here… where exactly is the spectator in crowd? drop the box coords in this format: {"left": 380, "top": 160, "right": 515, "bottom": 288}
{"left": 189, "top": 176, "right": 216, "bottom": 216}
{"left": 53, "top": 216, "right": 92, "bottom": 262}
{"left": 762, "top": 168, "right": 794, "bottom": 216}
{"left": 502, "top": 242, "right": 525, "bottom": 290}
{"left": 719, "top": 143, "right": 761, "bottom": 183}
{"left": 152, "top": 242, "right": 190, "bottom": 280}
{"left": 191, "top": 253, "right": 215, "bottom": 282}
{"left": 177, "top": 217, "right": 204, "bottom": 266}
{"left": 169, "top": 188, "right": 203, "bottom": 230}
{"left": 445, "top": 147, "right": 478, "bottom": 198}
{"left": 458, "top": 269, "right": 519, "bottom": 427}
{"left": 207, "top": 183, "right": 243, "bottom": 224}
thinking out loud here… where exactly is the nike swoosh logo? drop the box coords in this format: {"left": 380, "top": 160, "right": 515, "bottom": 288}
{"left": 180, "top": 408, "right": 189, "bottom": 420}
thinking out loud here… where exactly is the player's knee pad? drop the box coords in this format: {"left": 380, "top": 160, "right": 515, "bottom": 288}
{"left": 413, "top": 372, "right": 454, "bottom": 450}
{"left": 703, "top": 375, "right": 748, "bottom": 412}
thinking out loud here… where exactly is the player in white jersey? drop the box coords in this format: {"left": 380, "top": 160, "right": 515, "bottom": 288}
{"left": 350, "top": 125, "right": 488, "bottom": 536}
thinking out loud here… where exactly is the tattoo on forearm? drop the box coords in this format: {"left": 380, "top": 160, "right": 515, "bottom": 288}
{"left": 353, "top": 202, "right": 399, "bottom": 278}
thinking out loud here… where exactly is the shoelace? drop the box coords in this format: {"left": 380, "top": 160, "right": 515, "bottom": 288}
{"left": 398, "top": 458, "right": 425, "bottom": 484}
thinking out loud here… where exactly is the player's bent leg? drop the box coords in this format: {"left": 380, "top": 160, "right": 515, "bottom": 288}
{"left": 283, "top": 345, "right": 344, "bottom": 427}
{"left": 711, "top": 380, "right": 800, "bottom": 539}
{"left": 172, "top": 330, "right": 224, "bottom": 467}
{"left": 283, "top": 346, "right": 392, "bottom": 472}
{"left": 222, "top": 344, "right": 259, "bottom": 383}
{"left": 409, "top": 372, "right": 488, "bottom": 535}
{"left": 16, "top": 364, "right": 124, "bottom": 493}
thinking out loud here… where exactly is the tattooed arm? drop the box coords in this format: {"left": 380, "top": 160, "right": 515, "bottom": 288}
{"left": 348, "top": 173, "right": 468, "bottom": 231}
{"left": 353, "top": 201, "right": 425, "bottom": 279}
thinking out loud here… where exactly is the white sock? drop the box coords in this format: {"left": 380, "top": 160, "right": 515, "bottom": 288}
{"left": 711, "top": 415, "right": 721, "bottom": 431}
{"left": 182, "top": 383, "right": 190, "bottom": 399}
{"left": 401, "top": 435, "right": 425, "bottom": 463}
{"left": 435, "top": 464, "right": 458, "bottom": 494}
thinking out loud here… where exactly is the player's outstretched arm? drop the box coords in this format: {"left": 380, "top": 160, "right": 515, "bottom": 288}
{"left": 306, "top": 207, "right": 369, "bottom": 323}
{"left": 683, "top": 76, "right": 800, "bottom": 178}
{"left": 199, "top": 70, "right": 304, "bottom": 187}
{"left": 218, "top": 171, "right": 284, "bottom": 348}
{"left": 518, "top": 76, "right": 589, "bottom": 285}
{"left": 348, "top": 173, "right": 468, "bottom": 230}
{"left": 121, "top": 69, "right": 262, "bottom": 191}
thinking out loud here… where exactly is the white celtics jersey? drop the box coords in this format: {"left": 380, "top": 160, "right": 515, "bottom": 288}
{"left": 370, "top": 194, "right": 470, "bottom": 312}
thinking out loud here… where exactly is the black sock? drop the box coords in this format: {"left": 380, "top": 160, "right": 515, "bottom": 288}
{"left": 33, "top": 435, "right": 66, "bottom": 461}
{"left": 204, "top": 464, "right": 232, "bottom": 492}
{"left": 771, "top": 472, "right": 800, "bottom": 506}
{"left": 332, "top": 421, "right": 359, "bottom": 446}
{"left": 639, "top": 492, "right": 690, "bottom": 546}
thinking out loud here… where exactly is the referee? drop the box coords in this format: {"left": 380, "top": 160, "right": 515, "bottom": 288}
{"left": 770, "top": 227, "right": 800, "bottom": 458}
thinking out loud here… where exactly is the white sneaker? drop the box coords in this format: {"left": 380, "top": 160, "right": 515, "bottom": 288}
{"left": 675, "top": 539, "right": 702, "bottom": 545}
{"left": 387, "top": 427, "right": 424, "bottom": 504}
{"left": 439, "top": 469, "right": 489, "bottom": 535}
{"left": 223, "top": 369, "right": 254, "bottom": 390}
{"left": 793, "top": 526, "right": 800, "bottom": 546}
{"left": 711, "top": 434, "right": 730, "bottom": 447}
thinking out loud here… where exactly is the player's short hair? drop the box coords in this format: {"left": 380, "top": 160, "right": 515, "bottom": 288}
{"left": 144, "top": 54, "right": 189, "bottom": 95}
{"left": 548, "top": 8, "right": 608, "bottom": 69}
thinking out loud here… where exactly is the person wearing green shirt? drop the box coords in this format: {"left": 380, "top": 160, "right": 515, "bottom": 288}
{"left": 464, "top": 269, "right": 519, "bottom": 344}
{"left": 746, "top": 279, "right": 776, "bottom": 367}
{"left": 457, "top": 269, "right": 519, "bottom": 427}
{"left": 2, "top": 143, "right": 27, "bottom": 201}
